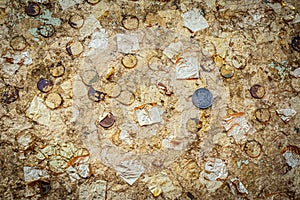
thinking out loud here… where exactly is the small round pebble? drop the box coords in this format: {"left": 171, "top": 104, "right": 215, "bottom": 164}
{"left": 255, "top": 108, "right": 270, "bottom": 123}
{"left": 68, "top": 14, "right": 84, "bottom": 29}
{"left": 121, "top": 54, "right": 137, "bottom": 68}
{"left": 39, "top": 24, "right": 55, "bottom": 38}
{"left": 244, "top": 140, "right": 262, "bottom": 158}
{"left": 220, "top": 64, "right": 235, "bottom": 78}
{"left": 49, "top": 62, "right": 65, "bottom": 77}
{"left": 25, "top": 2, "right": 40, "bottom": 16}
{"left": 250, "top": 84, "right": 265, "bottom": 99}
{"left": 1, "top": 86, "right": 19, "bottom": 104}
{"left": 88, "top": 87, "right": 105, "bottom": 102}
{"left": 45, "top": 93, "right": 62, "bottom": 109}
{"left": 86, "top": 0, "right": 100, "bottom": 4}
{"left": 66, "top": 40, "right": 83, "bottom": 56}
{"left": 122, "top": 15, "right": 139, "bottom": 30}
{"left": 98, "top": 112, "right": 115, "bottom": 128}
{"left": 37, "top": 79, "right": 53, "bottom": 93}
{"left": 10, "top": 36, "right": 27, "bottom": 51}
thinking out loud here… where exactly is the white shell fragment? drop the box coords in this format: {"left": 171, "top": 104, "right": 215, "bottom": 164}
{"left": 222, "top": 112, "right": 256, "bottom": 143}
{"left": 163, "top": 41, "right": 183, "bottom": 63}
{"left": 135, "top": 104, "right": 162, "bottom": 126}
{"left": 78, "top": 180, "right": 107, "bottom": 200}
{"left": 229, "top": 178, "right": 248, "bottom": 195}
{"left": 80, "top": 15, "right": 101, "bottom": 39}
{"left": 182, "top": 8, "right": 209, "bottom": 32}
{"left": 204, "top": 158, "right": 228, "bottom": 181}
{"left": 26, "top": 96, "right": 50, "bottom": 126}
{"left": 115, "top": 160, "right": 145, "bottom": 185}
{"left": 116, "top": 33, "right": 139, "bottom": 54}
{"left": 1, "top": 51, "right": 33, "bottom": 75}
{"left": 276, "top": 108, "right": 297, "bottom": 122}
{"left": 282, "top": 146, "right": 300, "bottom": 168}
{"left": 176, "top": 57, "right": 199, "bottom": 79}
{"left": 23, "top": 166, "right": 50, "bottom": 182}
{"left": 199, "top": 158, "right": 228, "bottom": 192}
{"left": 290, "top": 68, "right": 300, "bottom": 78}
{"left": 88, "top": 30, "right": 108, "bottom": 50}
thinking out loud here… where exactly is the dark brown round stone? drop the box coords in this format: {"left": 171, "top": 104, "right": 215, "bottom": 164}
{"left": 25, "top": 2, "right": 40, "bottom": 17}
{"left": 250, "top": 84, "right": 265, "bottom": 99}
{"left": 99, "top": 112, "right": 115, "bottom": 128}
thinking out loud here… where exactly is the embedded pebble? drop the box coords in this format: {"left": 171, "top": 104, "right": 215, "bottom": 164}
{"left": 25, "top": 2, "right": 40, "bottom": 16}
{"left": 69, "top": 14, "right": 84, "bottom": 29}
{"left": 38, "top": 24, "right": 55, "bottom": 38}
{"left": 45, "top": 93, "right": 62, "bottom": 109}
{"left": 37, "top": 79, "right": 53, "bottom": 93}
{"left": 121, "top": 54, "right": 138, "bottom": 69}
{"left": 10, "top": 36, "right": 27, "bottom": 51}
{"left": 66, "top": 40, "right": 84, "bottom": 56}
{"left": 0, "top": 85, "right": 19, "bottom": 104}
{"left": 49, "top": 62, "right": 65, "bottom": 77}
{"left": 122, "top": 15, "right": 139, "bottom": 30}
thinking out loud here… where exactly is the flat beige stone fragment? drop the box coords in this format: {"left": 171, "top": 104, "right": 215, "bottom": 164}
{"left": 26, "top": 96, "right": 51, "bottom": 126}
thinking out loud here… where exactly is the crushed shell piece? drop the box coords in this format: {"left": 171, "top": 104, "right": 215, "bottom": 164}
{"left": 282, "top": 145, "right": 300, "bottom": 168}
{"left": 204, "top": 158, "right": 228, "bottom": 181}
{"left": 45, "top": 93, "right": 62, "bottom": 109}
{"left": 229, "top": 178, "right": 248, "bottom": 195}
{"left": 182, "top": 8, "right": 209, "bottom": 32}
{"left": 26, "top": 96, "right": 51, "bottom": 126}
{"left": 135, "top": 103, "right": 162, "bottom": 126}
{"left": 222, "top": 112, "right": 256, "bottom": 143}
{"left": 115, "top": 160, "right": 145, "bottom": 185}
{"left": 175, "top": 57, "right": 199, "bottom": 79}
{"left": 116, "top": 33, "right": 139, "bottom": 54}
{"left": 163, "top": 41, "right": 183, "bottom": 63}
{"left": 23, "top": 166, "right": 50, "bottom": 183}
{"left": 276, "top": 108, "right": 297, "bottom": 122}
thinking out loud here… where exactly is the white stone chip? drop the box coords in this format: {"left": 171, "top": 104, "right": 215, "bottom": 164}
{"left": 163, "top": 41, "right": 183, "bottom": 63}
{"left": 88, "top": 30, "right": 108, "bottom": 49}
{"left": 26, "top": 96, "right": 51, "bottom": 126}
{"left": 115, "top": 160, "right": 145, "bottom": 185}
{"left": 135, "top": 104, "right": 162, "bottom": 126}
{"left": 276, "top": 108, "right": 297, "bottom": 122}
{"left": 176, "top": 57, "right": 199, "bottom": 79}
{"left": 80, "top": 15, "right": 102, "bottom": 39}
{"left": 204, "top": 158, "right": 228, "bottom": 181}
{"left": 229, "top": 178, "right": 248, "bottom": 195}
{"left": 222, "top": 112, "right": 256, "bottom": 143}
{"left": 59, "top": 0, "right": 83, "bottom": 11}
{"left": 283, "top": 151, "right": 300, "bottom": 168}
{"left": 79, "top": 180, "right": 107, "bottom": 200}
{"left": 290, "top": 68, "right": 300, "bottom": 78}
{"left": 1, "top": 52, "right": 33, "bottom": 75}
{"left": 116, "top": 33, "right": 139, "bottom": 54}
{"left": 182, "top": 8, "right": 209, "bottom": 32}
{"left": 23, "top": 166, "right": 50, "bottom": 182}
